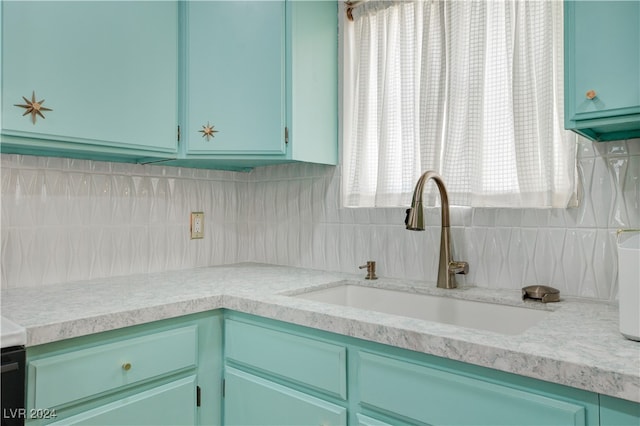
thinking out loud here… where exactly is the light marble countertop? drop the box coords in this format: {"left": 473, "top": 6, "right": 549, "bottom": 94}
{"left": 1, "top": 263, "right": 639, "bottom": 403}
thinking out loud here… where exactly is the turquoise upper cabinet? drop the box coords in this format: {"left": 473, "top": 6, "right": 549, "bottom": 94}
{"left": 177, "top": 0, "right": 338, "bottom": 171}
{"left": 1, "top": 1, "right": 179, "bottom": 162}
{"left": 183, "top": 1, "right": 286, "bottom": 157}
{"left": 564, "top": 1, "right": 640, "bottom": 141}
{"left": 1, "top": 1, "right": 337, "bottom": 171}
{"left": 286, "top": 0, "right": 339, "bottom": 166}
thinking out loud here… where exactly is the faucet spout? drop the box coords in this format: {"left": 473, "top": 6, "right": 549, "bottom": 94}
{"left": 405, "top": 171, "right": 468, "bottom": 289}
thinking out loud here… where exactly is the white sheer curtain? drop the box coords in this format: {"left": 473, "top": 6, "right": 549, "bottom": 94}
{"left": 342, "top": 0, "right": 578, "bottom": 208}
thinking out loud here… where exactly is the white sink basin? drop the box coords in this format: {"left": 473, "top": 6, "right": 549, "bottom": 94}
{"left": 295, "top": 284, "right": 550, "bottom": 335}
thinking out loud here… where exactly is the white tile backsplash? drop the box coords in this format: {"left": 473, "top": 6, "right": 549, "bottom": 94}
{"left": 2, "top": 137, "right": 639, "bottom": 300}
{"left": 0, "top": 156, "right": 249, "bottom": 288}
{"left": 243, "top": 137, "right": 639, "bottom": 301}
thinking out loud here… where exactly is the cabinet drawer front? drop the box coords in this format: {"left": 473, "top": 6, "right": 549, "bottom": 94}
{"left": 358, "top": 352, "right": 587, "bottom": 426}
{"left": 224, "top": 367, "right": 347, "bottom": 426}
{"left": 48, "top": 375, "right": 196, "bottom": 426}
{"left": 225, "top": 319, "right": 347, "bottom": 399}
{"left": 30, "top": 326, "right": 198, "bottom": 409}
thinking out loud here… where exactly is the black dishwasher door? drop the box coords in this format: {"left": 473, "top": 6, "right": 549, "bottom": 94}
{"left": 1, "top": 346, "right": 25, "bottom": 426}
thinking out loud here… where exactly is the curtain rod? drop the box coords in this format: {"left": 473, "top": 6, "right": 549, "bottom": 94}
{"left": 345, "top": 1, "right": 365, "bottom": 21}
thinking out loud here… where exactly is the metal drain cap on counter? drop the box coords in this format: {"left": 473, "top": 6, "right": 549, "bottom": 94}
{"left": 522, "top": 285, "right": 560, "bottom": 303}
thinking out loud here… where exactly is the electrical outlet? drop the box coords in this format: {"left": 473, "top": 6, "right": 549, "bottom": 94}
{"left": 190, "top": 212, "right": 204, "bottom": 239}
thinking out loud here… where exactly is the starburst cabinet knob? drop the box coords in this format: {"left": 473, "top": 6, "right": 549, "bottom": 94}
{"left": 199, "top": 122, "right": 218, "bottom": 141}
{"left": 15, "top": 91, "right": 53, "bottom": 124}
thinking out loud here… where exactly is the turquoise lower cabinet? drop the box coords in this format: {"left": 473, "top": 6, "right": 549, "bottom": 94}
{"left": 22, "top": 310, "right": 640, "bottom": 426}
{"left": 225, "top": 318, "right": 347, "bottom": 400}
{"left": 29, "top": 326, "right": 198, "bottom": 409}
{"left": 222, "top": 316, "right": 348, "bottom": 425}
{"left": 25, "top": 312, "right": 222, "bottom": 426}
{"left": 222, "top": 313, "right": 635, "bottom": 426}
{"left": 357, "top": 351, "right": 594, "bottom": 425}
{"left": 224, "top": 367, "right": 347, "bottom": 426}
{"left": 600, "top": 395, "right": 640, "bottom": 426}
{"left": 356, "top": 414, "right": 395, "bottom": 426}
{"left": 48, "top": 376, "right": 197, "bottom": 426}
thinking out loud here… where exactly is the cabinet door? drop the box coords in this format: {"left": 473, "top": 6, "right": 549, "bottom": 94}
{"left": 47, "top": 376, "right": 196, "bottom": 426}
{"left": 1, "top": 1, "right": 178, "bottom": 157}
{"left": 224, "top": 367, "right": 346, "bottom": 426}
{"left": 600, "top": 395, "right": 640, "bottom": 426}
{"left": 25, "top": 312, "right": 222, "bottom": 426}
{"left": 358, "top": 351, "right": 594, "bottom": 426}
{"left": 564, "top": 1, "right": 640, "bottom": 140}
{"left": 286, "top": 0, "right": 339, "bottom": 165}
{"left": 183, "top": 1, "right": 286, "bottom": 156}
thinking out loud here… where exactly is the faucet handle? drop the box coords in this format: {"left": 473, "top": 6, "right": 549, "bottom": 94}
{"left": 359, "top": 261, "right": 378, "bottom": 280}
{"left": 449, "top": 261, "right": 469, "bottom": 275}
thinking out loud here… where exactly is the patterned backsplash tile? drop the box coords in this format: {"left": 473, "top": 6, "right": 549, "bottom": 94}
{"left": 2, "top": 137, "right": 638, "bottom": 301}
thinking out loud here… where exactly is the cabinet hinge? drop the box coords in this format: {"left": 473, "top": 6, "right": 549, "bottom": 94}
{"left": 177, "top": 125, "right": 181, "bottom": 143}
{"left": 285, "top": 126, "right": 289, "bottom": 145}
{"left": 196, "top": 386, "right": 201, "bottom": 407}
{"left": 222, "top": 379, "right": 226, "bottom": 398}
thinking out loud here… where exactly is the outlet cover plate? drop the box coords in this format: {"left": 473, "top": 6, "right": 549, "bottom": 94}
{"left": 190, "top": 212, "right": 204, "bottom": 239}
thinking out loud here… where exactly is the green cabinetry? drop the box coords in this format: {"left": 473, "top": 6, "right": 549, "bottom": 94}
{"left": 181, "top": 1, "right": 286, "bottom": 159}
{"left": 47, "top": 377, "right": 197, "bottom": 426}
{"left": 224, "top": 367, "right": 346, "bottom": 425}
{"left": 564, "top": 1, "right": 640, "bottom": 141}
{"left": 223, "top": 312, "right": 640, "bottom": 426}
{"left": 174, "top": 0, "right": 338, "bottom": 170}
{"left": 21, "top": 310, "right": 640, "bottom": 425}
{"left": 25, "top": 312, "right": 221, "bottom": 426}
{"left": 600, "top": 395, "right": 640, "bottom": 426}
{"left": 1, "top": 1, "right": 338, "bottom": 171}
{"left": 1, "top": 1, "right": 179, "bottom": 162}
{"left": 223, "top": 318, "right": 347, "bottom": 425}
{"left": 357, "top": 351, "right": 595, "bottom": 425}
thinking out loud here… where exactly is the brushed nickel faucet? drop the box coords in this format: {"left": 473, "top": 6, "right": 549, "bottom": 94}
{"left": 405, "top": 171, "right": 469, "bottom": 289}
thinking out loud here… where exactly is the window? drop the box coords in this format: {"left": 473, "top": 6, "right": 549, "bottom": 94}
{"left": 342, "top": 0, "right": 578, "bottom": 208}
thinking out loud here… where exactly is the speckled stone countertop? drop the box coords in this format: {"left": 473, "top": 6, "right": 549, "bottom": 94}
{"left": 2, "top": 263, "right": 639, "bottom": 403}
